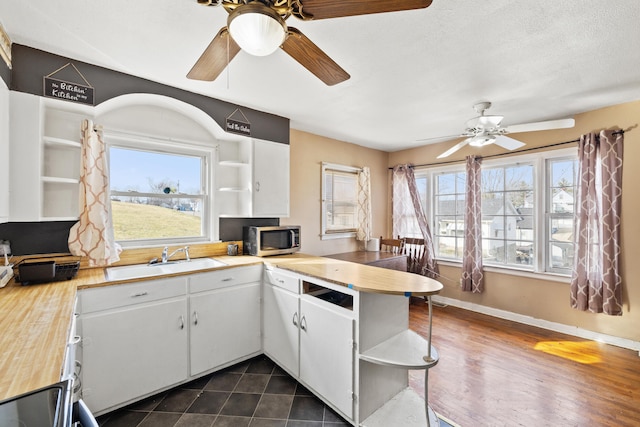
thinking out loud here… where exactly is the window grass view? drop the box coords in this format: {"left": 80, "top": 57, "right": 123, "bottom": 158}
{"left": 111, "top": 201, "right": 201, "bottom": 241}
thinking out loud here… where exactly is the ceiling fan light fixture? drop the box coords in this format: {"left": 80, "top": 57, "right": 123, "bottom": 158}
{"left": 468, "top": 134, "right": 496, "bottom": 147}
{"left": 228, "top": 4, "right": 287, "bottom": 57}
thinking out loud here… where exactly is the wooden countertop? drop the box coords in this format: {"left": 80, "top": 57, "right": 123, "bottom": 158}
{"left": 0, "top": 256, "right": 264, "bottom": 402}
{"left": 0, "top": 278, "right": 77, "bottom": 401}
{"left": 325, "top": 251, "right": 406, "bottom": 264}
{"left": 0, "top": 253, "right": 442, "bottom": 401}
{"left": 267, "top": 253, "right": 442, "bottom": 297}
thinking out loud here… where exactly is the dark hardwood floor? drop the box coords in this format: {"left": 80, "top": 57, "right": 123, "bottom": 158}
{"left": 408, "top": 303, "right": 640, "bottom": 427}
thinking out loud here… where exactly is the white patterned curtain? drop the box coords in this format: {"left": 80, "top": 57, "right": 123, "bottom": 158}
{"left": 392, "top": 165, "right": 416, "bottom": 239}
{"left": 461, "top": 155, "right": 484, "bottom": 292}
{"left": 356, "top": 167, "right": 372, "bottom": 242}
{"left": 68, "top": 120, "right": 122, "bottom": 266}
{"left": 392, "top": 164, "right": 439, "bottom": 278}
{"left": 570, "top": 130, "right": 623, "bottom": 315}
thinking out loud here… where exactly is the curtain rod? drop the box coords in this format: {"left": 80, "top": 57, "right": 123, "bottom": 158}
{"left": 390, "top": 129, "right": 626, "bottom": 170}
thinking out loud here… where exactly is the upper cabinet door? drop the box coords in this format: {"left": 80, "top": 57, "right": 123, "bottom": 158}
{"left": 9, "top": 91, "right": 43, "bottom": 221}
{"left": 252, "top": 139, "right": 290, "bottom": 217}
{"left": 0, "top": 83, "right": 9, "bottom": 223}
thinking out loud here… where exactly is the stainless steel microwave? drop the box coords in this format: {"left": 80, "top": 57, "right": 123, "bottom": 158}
{"left": 243, "top": 226, "right": 301, "bottom": 256}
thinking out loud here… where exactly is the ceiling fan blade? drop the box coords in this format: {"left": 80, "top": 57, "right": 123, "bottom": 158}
{"left": 281, "top": 27, "right": 350, "bottom": 86}
{"left": 297, "top": 0, "right": 432, "bottom": 20}
{"left": 437, "top": 138, "right": 471, "bottom": 159}
{"left": 187, "top": 27, "right": 240, "bottom": 81}
{"left": 504, "top": 118, "right": 575, "bottom": 134}
{"left": 494, "top": 135, "right": 525, "bottom": 151}
{"left": 416, "top": 134, "right": 465, "bottom": 144}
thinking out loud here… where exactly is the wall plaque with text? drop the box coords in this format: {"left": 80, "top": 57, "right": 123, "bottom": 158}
{"left": 226, "top": 108, "right": 251, "bottom": 136}
{"left": 43, "top": 63, "right": 95, "bottom": 105}
{"left": 44, "top": 77, "right": 94, "bottom": 105}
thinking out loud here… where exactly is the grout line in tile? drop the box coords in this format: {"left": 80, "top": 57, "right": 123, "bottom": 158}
{"left": 99, "top": 356, "right": 350, "bottom": 427}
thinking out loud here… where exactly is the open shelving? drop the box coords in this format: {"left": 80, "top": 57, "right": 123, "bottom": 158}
{"left": 40, "top": 98, "right": 90, "bottom": 220}
{"left": 358, "top": 293, "right": 441, "bottom": 427}
{"left": 9, "top": 92, "right": 91, "bottom": 221}
{"left": 215, "top": 138, "right": 252, "bottom": 218}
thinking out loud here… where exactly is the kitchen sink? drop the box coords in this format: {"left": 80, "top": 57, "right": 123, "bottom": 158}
{"left": 105, "top": 258, "right": 227, "bottom": 281}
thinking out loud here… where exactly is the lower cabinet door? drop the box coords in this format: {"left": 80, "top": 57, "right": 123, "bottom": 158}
{"left": 190, "top": 282, "right": 261, "bottom": 376}
{"left": 263, "top": 283, "right": 300, "bottom": 377}
{"left": 81, "top": 298, "right": 188, "bottom": 414}
{"left": 299, "top": 296, "right": 355, "bottom": 419}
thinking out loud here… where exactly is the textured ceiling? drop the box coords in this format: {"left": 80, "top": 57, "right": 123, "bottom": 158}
{"left": 1, "top": 0, "right": 639, "bottom": 151}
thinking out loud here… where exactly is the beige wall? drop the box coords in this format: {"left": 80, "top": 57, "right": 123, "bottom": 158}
{"left": 389, "top": 100, "right": 640, "bottom": 343}
{"left": 282, "top": 129, "right": 389, "bottom": 256}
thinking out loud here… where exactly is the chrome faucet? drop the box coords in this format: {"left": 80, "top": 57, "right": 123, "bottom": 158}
{"left": 162, "top": 246, "right": 190, "bottom": 263}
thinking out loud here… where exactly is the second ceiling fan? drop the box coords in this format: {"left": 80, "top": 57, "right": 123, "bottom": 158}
{"left": 430, "top": 102, "right": 575, "bottom": 159}
{"left": 187, "top": 0, "right": 433, "bottom": 86}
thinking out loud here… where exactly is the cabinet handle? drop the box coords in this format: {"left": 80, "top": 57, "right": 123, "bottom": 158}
{"left": 131, "top": 291, "right": 148, "bottom": 298}
{"left": 292, "top": 312, "right": 298, "bottom": 327}
{"left": 300, "top": 315, "right": 307, "bottom": 331}
{"left": 255, "top": 181, "right": 260, "bottom": 192}
{"left": 69, "top": 335, "right": 82, "bottom": 346}
{"left": 193, "top": 311, "right": 199, "bottom": 326}
{"left": 179, "top": 315, "right": 185, "bottom": 330}
{"left": 276, "top": 278, "right": 285, "bottom": 284}
{"left": 222, "top": 277, "right": 233, "bottom": 282}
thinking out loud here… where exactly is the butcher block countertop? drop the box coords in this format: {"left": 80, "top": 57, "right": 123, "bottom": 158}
{"left": 0, "top": 278, "right": 77, "bottom": 401}
{"left": 0, "top": 253, "right": 442, "bottom": 401}
{"left": 268, "top": 253, "right": 442, "bottom": 296}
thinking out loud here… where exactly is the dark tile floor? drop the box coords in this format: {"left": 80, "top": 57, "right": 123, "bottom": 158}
{"left": 96, "top": 355, "right": 351, "bottom": 427}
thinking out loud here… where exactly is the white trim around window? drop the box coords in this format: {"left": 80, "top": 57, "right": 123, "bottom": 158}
{"left": 320, "top": 162, "right": 361, "bottom": 240}
{"left": 415, "top": 147, "right": 577, "bottom": 277}
{"left": 106, "top": 135, "right": 214, "bottom": 248}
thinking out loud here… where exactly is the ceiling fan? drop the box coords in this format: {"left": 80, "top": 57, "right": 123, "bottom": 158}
{"left": 187, "top": 0, "right": 433, "bottom": 86}
{"left": 428, "top": 102, "right": 575, "bottom": 159}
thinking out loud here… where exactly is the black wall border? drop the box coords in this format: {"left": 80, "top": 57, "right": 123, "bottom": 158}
{"left": 11, "top": 44, "right": 289, "bottom": 144}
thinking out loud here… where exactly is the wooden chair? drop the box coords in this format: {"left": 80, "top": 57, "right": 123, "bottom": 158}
{"left": 379, "top": 236, "right": 402, "bottom": 255}
{"left": 400, "top": 237, "right": 429, "bottom": 305}
{"left": 400, "top": 237, "right": 427, "bottom": 275}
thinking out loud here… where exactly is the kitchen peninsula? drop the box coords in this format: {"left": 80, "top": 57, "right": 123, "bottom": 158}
{"left": 0, "top": 251, "right": 443, "bottom": 426}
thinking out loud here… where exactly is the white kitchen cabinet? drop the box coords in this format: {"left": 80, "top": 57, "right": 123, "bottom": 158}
{"left": 263, "top": 267, "right": 355, "bottom": 421}
{"left": 263, "top": 282, "right": 300, "bottom": 376}
{"left": 0, "top": 81, "right": 9, "bottom": 223}
{"left": 9, "top": 91, "right": 42, "bottom": 221}
{"left": 80, "top": 277, "right": 189, "bottom": 414}
{"left": 80, "top": 266, "right": 265, "bottom": 415}
{"left": 9, "top": 91, "right": 90, "bottom": 221}
{"left": 252, "top": 138, "right": 289, "bottom": 217}
{"left": 299, "top": 295, "right": 355, "bottom": 419}
{"left": 216, "top": 138, "right": 289, "bottom": 218}
{"left": 189, "top": 265, "right": 262, "bottom": 376}
{"left": 190, "top": 283, "right": 261, "bottom": 376}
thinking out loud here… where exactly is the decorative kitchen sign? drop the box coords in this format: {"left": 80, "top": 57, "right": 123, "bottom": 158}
{"left": 43, "top": 63, "right": 95, "bottom": 105}
{"left": 226, "top": 108, "right": 251, "bottom": 136}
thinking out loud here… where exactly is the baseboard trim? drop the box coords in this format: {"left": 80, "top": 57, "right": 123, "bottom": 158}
{"left": 431, "top": 296, "right": 640, "bottom": 355}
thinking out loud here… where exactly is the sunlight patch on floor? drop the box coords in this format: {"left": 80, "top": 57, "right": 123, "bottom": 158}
{"left": 534, "top": 340, "right": 603, "bottom": 364}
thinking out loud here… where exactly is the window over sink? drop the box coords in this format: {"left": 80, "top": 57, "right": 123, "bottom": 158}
{"left": 107, "top": 138, "right": 212, "bottom": 247}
